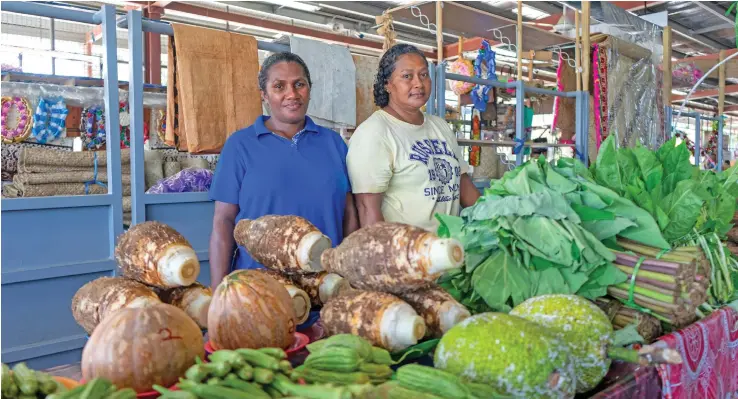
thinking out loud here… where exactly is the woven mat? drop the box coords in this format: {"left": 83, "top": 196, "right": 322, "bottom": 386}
{"left": 19, "top": 147, "right": 130, "bottom": 168}
{"left": 3, "top": 182, "right": 131, "bottom": 197}
{"left": 13, "top": 171, "right": 131, "bottom": 186}
{"left": 17, "top": 164, "right": 132, "bottom": 174}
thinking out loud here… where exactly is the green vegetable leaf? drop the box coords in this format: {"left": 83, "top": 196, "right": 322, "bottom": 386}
{"left": 581, "top": 218, "right": 637, "bottom": 241}
{"left": 462, "top": 190, "right": 580, "bottom": 223}
{"left": 612, "top": 323, "right": 645, "bottom": 347}
{"left": 530, "top": 268, "right": 569, "bottom": 297}
{"left": 720, "top": 164, "right": 738, "bottom": 197}
{"left": 632, "top": 144, "right": 664, "bottom": 192}
{"left": 616, "top": 148, "right": 640, "bottom": 187}
{"left": 661, "top": 179, "right": 704, "bottom": 242}
{"left": 576, "top": 263, "right": 628, "bottom": 299}
{"left": 546, "top": 167, "right": 579, "bottom": 194}
{"left": 660, "top": 140, "right": 693, "bottom": 195}
{"left": 595, "top": 135, "right": 626, "bottom": 194}
{"left": 436, "top": 213, "right": 463, "bottom": 239}
{"left": 571, "top": 204, "right": 616, "bottom": 221}
{"left": 471, "top": 250, "right": 531, "bottom": 311}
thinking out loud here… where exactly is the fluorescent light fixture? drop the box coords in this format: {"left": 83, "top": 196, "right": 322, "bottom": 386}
{"left": 260, "top": 1, "right": 321, "bottom": 13}
{"left": 512, "top": 5, "right": 550, "bottom": 20}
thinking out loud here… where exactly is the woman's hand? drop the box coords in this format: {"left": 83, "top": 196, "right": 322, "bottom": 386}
{"left": 209, "top": 201, "right": 239, "bottom": 290}
{"left": 354, "top": 193, "right": 385, "bottom": 228}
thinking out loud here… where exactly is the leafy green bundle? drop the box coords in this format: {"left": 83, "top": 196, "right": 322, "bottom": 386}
{"left": 590, "top": 135, "right": 738, "bottom": 305}
{"left": 437, "top": 156, "right": 670, "bottom": 313}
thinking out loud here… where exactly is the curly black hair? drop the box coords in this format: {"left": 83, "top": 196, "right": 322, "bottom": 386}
{"left": 258, "top": 52, "right": 312, "bottom": 92}
{"left": 373, "top": 44, "right": 427, "bottom": 107}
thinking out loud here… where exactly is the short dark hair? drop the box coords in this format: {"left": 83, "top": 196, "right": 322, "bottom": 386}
{"left": 258, "top": 52, "right": 312, "bottom": 92}
{"left": 373, "top": 44, "right": 427, "bottom": 107}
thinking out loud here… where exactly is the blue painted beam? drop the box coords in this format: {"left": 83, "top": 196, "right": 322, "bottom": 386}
{"left": 128, "top": 10, "right": 146, "bottom": 226}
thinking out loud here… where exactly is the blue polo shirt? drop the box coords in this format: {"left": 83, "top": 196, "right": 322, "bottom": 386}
{"left": 209, "top": 115, "right": 350, "bottom": 270}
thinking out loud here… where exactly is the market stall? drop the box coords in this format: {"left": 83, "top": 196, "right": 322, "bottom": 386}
{"left": 2, "top": 1, "right": 738, "bottom": 399}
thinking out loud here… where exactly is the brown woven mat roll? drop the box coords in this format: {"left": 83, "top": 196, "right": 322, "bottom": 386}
{"left": 123, "top": 196, "right": 131, "bottom": 212}
{"left": 18, "top": 164, "right": 133, "bottom": 174}
{"left": 11, "top": 182, "right": 131, "bottom": 197}
{"left": 13, "top": 172, "right": 132, "bottom": 186}
{"left": 164, "top": 161, "right": 182, "bottom": 178}
{"left": 18, "top": 147, "right": 130, "bottom": 168}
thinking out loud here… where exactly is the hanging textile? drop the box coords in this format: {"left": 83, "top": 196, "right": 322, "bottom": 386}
{"left": 551, "top": 52, "right": 566, "bottom": 134}
{"left": 471, "top": 40, "right": 496, "bottom": 112}
{"left": 449, "top": 37, "right": 475, "bottom": 96}
{"left": 592, "top": 43, "right": 609, "bottom": 150}
{"left": 167, "top": 23, "right": 262, "bottom": 154}
{"left": 31, "top": 97, "right": 68, "bottom": 144}
{"left": 289, "top": 37, "right": 356, "bottom": 128}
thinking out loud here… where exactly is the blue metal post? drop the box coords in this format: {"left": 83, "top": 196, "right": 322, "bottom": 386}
{"left": 128, "top": 10, "right": 145, "bottom": 225}
{"left": 717, "top": 116, "right": 724, "bottom": 171}
{"left": 427, "top": 62, "right": 436, "bottom": 116}
{"left": 575, "top": 91, "right": 584, "bottom": 163}
{"left": 515, "top": 80, "right": 525, "bottom": 166}
{"left": 665, "top": 105, "right": 673, "bottom": 139}
{"left": 694, "top": 114, "right": 701, "bottom": 167}
{"left": 98, "top": 4, "right": 124, "bottom": 256}
{"left": 437, "top": 61, "right": 446, "bottom": 117}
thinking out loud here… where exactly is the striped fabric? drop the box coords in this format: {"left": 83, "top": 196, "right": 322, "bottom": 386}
{"left": 31, "top": 97, "right": 68, "bottom": 144}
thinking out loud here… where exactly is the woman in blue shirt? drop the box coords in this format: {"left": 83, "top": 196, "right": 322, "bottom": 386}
{"left": 208, "top": 52, "right": 358, "bottom": 289}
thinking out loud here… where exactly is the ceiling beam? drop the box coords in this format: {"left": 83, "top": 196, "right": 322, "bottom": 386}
{"left": 726, "top": 105, "right": 738, "bottom": 112}
{"left": 162, "top": 2, "right": 435, "bottom": 57}
{"left": 693, "top": 22, "right": 735, "bottom": 35}
{"left": 693, "top": 1, "right": 734, "bottom": 25}
{"left": 676, "top": 48, "right": 738, "bottom": 63}
{"left": 672, "top": 85, "right": 738, "bottom": 102}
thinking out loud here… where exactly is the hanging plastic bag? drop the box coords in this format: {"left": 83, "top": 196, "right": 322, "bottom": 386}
{"left": 449, "top": 37, "right": 475, "bottom": 96}
{"left": 471, "top": 39, "right": 496, "bottom": 112}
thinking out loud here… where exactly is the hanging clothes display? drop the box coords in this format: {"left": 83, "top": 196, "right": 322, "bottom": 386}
{"left": 289, "top": 37, "right": 356, "bottom": 128}
{"left": 167, "top": 23, "right": 262, "bottom": 154}
{"left": 31, "top": 97, "right": 68, "bottom": 144}
{"left": 471, "top": 40, "right": 496, "bottom": 112}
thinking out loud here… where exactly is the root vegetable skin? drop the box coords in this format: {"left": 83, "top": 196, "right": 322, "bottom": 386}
{"left": 293, "top": 272, "right": 351, "bottom": 306}
{"left": 72, "top": 277, "right": 161, "bottom": 334}
{"left": 320, "top": 290, "right": 426, "bottom": 352}
{"left": 252, "top": 270, "right": 312, "bottom": 325}
{"left": 321, "top": 222, "right": 464, "bottom": 294}
{"left": 234, "top": 216, "right": 331, "bottom": 274}
{"left": 156, "top": 283, "right": 212, "bottom": 329}
{"left": 115, "top": 221, "right": 200, "bottom": 288}
{"left": 399, "top": 286, "right": 471, "bottom": 338}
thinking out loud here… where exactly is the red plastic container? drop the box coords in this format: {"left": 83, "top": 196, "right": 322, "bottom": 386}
{"left": 204, "top": 331, "right": 310, "bottom": 359}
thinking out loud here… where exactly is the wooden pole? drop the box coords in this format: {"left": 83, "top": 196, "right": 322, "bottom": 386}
{"left": 436, "top": 1, "right": 443, "bottom": 64}
{"left": 582, "top": 1, "right": 591, "bottom": 91}
{"left": 528, "top": 50, "right": 534, "bottom": 81}
{"left": 574, "top": 8, "right": 582, "bottom": 91}
{"left": 662, "top": 26, "right": 672, "bottom": 109}
{"left": 719, "top": 49, "right": 726, "bottom": 116}
{"left": 517, "top": 0, "right": 523, "bottom": 80}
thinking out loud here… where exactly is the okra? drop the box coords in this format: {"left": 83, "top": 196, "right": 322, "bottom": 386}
{"left": 264, "top": 385, "right": 284, "bottom": 398}
{"left": 78, "top": 378, "right": 113, "bottom": 399}
{"left": 153, "top": 385, "right": 198, "bottom": 399}
{"left": 185, "top": 364, "right": 212, "bottom": 383}
{"left": 106, "top": 388, "right": 137, "bottom": 399}
{"left": 305, "top": 347, "right": 362, "bottom": 372}
{"left": 11, "top": 363, "right": 38, "bottom": 395}
{"left": 279, "top": 360, "right": 293, "bottom": 374}
{"left": 370, "top": 348, "right": 394, "bottom": 365}
{"left": 253, "top": 367, "right": 274, "bottom": 384}
{"left": 235, "top": 349, "right": 280, "bottom": 370}
{"left": 221, "top": 374, "right": 270, "bottom": 399}
{"left": 209, "top": 362, "right": 231, "bottom": 378}
{"left": 396, "top": 365, "right": 471, "bottom": 399}
{"left": 236, "top": 363, "right": 254, "bottom": 381}
{"left": 209, "top": 350, "right": 246, "bottom": 368}
{"left": 292, "top": 366, "right": 370, "bottom": 385}
{"left": 258, "top": 347, "right": 287, "bottom": 360}
{"left": 359, "top": 363, "right": 394, "bottom": 378}
{"left": 378, "top": 381, "right": 445, "bottom": 399}
{"left": 271, "top": 373, "right": 351, "bottom": 399}
{"left": 36, "top": 371, "right": 59, "bottom": 395}
{"left": 179, "top": 379, "right": 254, "bottom": 399}
{"left": 207, "top": 377, "right": 222, "bottom": 386}
{"left": 2, "top": 363, "right": 19, "bottom": 398}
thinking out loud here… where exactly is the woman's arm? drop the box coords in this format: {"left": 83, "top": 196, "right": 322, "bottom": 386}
{"left": 354, "top": 193, "right": 385, "bottom": 227}
{"left": 343, "top": 192, "right": 360, "bottom": 237}
{"left": 459, "top": 173, "right": 481, "bottom": 208}
{"left": 209, "top": 201, "right": 239, "bottom": 290}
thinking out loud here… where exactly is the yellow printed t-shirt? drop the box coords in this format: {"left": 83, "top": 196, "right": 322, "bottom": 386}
{"left": 347, "top": 110, "right": 469, "bottom": 231}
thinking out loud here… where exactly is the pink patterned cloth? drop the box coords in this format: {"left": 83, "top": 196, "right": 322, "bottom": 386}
{"left": 656, "top": 307, "right": 738, "bottom": 399}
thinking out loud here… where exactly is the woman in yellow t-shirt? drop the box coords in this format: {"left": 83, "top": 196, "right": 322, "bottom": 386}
{"left": 347, "top": 44, "right": 481, "bottom": 231}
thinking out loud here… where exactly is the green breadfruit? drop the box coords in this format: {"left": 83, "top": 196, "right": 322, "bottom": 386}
{"left": 434, "top": 313, "right": 576, "bottom": 399}
{"left": 510, "top": 294, "right": 613, "bottom": 393}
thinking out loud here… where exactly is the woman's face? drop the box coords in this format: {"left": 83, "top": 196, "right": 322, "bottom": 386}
{"left": 261, "top": 61, "right": 310, "bottom": 124}
{"left": 385, "top": 53, "right": 432, "bottom": 110}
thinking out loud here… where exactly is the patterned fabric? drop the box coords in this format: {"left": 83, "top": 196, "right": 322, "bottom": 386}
{"left": 593, "top": 43, "right": 609, "bottom": 151}
{"left": 146, "top": 167, "right": 212, "bottom": 194}
{"left": 589, "top": 362, "right": 661, "bottom": 399}
{"left": 31, "top": 97, "right": 68, "bottom": 144}
{"left": 656, "top": 307, "right": 738, "bottom": 399}
{"left": 551, "top": 52, "right": 565, "bottom": 133}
